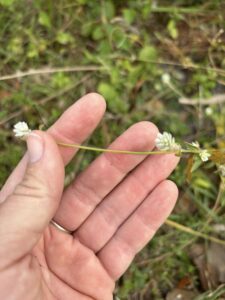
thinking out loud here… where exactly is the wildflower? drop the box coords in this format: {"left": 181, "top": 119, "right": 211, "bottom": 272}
{"left": 155, "top": 132, "right": 181, "bottom": 151}
{"left": 191, "top": 141, "right": 210, "bottom": 162}
{"left": 199, "top": 149, "right": 211, "bottom": 162}
{"left": 13, "top": 121, "right": 31, "bottom": 138}
{"left": 191, "top": 141, "right": 200, "bottom": 148}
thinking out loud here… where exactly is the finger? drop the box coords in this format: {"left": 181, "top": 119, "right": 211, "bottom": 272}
{"left": 98, "top": 180, "right": 178, "bottom": 280}
{"left": 75, "top": 153, "right": 179, "bottom": 252}
{"left": 0, "top": 93, "right": 106, "bottom": 202}
{"left": 54, "top": 122, "right": 158, "bottom": 231}
{"left": 0, "top": 131, "right": 64, "bottom": 269}
{"left": 48, "top": 93, "right": 106, "bottom": 164}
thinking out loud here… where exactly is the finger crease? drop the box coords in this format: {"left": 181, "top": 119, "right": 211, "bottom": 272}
{"left": 71, "top": 179, "right": 101, "bottom": 209}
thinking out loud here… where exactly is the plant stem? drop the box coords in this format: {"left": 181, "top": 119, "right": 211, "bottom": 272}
{"left": 166, "top": 219, "right": 225, "bottom": 246}
{"left": 57, "top": 142, "right": 179, "bottom": 155}
{"left": 57, "top": 142, "right": 201, "bottom": 156}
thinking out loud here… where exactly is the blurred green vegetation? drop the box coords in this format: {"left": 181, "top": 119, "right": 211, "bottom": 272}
{"left": 0, "top": 0, "right": 225, "bottom": 299}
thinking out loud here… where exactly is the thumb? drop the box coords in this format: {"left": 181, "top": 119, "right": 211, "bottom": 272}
{"left": 0, "top": 131, "right": 64, "bottom": 268}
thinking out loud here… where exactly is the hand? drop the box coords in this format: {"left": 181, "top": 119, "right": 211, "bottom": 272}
{"left": 0, "top": 93, "right": 179, "bottom": 300}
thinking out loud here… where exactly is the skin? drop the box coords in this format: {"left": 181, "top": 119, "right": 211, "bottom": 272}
{"left": 0, "top": 93, "right": 179, "bottom": 300}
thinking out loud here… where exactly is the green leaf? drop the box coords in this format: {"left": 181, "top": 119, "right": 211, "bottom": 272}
{"left": 98, "top": 82, "right": 116, "bottom": 98}
{"left": 123, "top": 8, "right": 136, "bottom": 25}
{"left": 51, "top": 72, "right": 71, "bottom": 89}
{"left": 139, "top": 45, "right": 157, "bottom": 61}
{"left": 191, "top": 157, "right": 203, "bottom": 173}
{"left": 111, "top": 28, "right": 127, "bottom": 49}
{"left": 103, "top": 1, "right": 115, "bottom": 20}
{"left": 56, "top": 32, "right": 73, "bottom": 45}
{"left": 167, "top": 19, "right": 178, "bottom": 39}
{"left": 27, "top": 44, "right": 39, "bottom": 58}
{"left": 96, "top": 40, "right": 111, "bottom": 54}
{"left": 38, "top": 11, "right": 51, "bottom": 29}
{"left": 97, "top": 82, "right": 128, "bottom": 113}
{"left": 92, "top": 26, "right": 105, "bottom": 41}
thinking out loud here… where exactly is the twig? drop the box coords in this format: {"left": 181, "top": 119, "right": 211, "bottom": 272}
{"left": 2, "top": 58, "right": 225, "bottom": 82}
{"left": 166, "top": 219, "right": 225, "bottom": 246}
{"left": 0, "top": 65, "right": 104, "bottom": 81}
{"left": 0, "top": 74, "right": 90, "bottom": 126}
{"left": 179, "top": 94, "right": 225, "bottom": 106}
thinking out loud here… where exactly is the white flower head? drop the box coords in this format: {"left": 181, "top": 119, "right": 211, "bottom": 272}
{"left": 155, "top": 132, "right": 181, "bottom": 151}
{"left": 199, "top": 149, "right": 211, "bottom": 162}
{"left": 13, "top": 121, "right": 32, "bottom": 139}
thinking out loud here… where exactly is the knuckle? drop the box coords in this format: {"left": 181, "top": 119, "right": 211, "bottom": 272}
{"left": 12, "top": 173, "right": 49, "bottom": 201}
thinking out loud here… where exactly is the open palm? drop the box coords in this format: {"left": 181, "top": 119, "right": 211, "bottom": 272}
{"left": 0, "top": 94, "right": 179, "bottom": 300}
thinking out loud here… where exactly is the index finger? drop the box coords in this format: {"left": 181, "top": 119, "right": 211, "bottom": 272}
{"left": 48, "top": 93, "right": 106, "bottom": 164}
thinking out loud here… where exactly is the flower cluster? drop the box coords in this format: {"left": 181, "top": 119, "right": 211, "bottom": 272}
{"left": 190, "top": 141, "right": 211, "bottom": 162}
{"left": 13, "top": 122, "right": 31, "bottom": 138}
{"left": 199, "top": 150, "right": 211, "bottom": 162}
{"left": 155, "top": 132, "right": 211, "bottom": 162}
{"left": 155, "top": 132, "right": 181, "bottom": 152}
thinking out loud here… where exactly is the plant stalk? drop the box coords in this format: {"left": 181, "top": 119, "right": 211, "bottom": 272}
{"left": 166, "top": 219, "right": 225, "bottom": 246}
{"left": 57, "top": 142, "right": 200, "bottom": 156}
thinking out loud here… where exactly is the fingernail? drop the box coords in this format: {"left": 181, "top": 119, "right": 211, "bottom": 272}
{"left": 26, "top": 133, "right": 44, "bottom": 163}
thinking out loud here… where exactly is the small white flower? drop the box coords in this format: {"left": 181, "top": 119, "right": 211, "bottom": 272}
{"left": 199, "top": 149, "right": 211, "bottom": 162}
{"left": 13, "top": 121, "right": 31, "bottom": 138}
{"left": 155, "top": 132, "right": 181, "bottom": 151}
{"left": 191, "top": 141, "right": 200, "bottom": 148}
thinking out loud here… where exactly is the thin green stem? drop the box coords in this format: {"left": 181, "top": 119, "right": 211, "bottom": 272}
{"left": 166, "top": 219, "right": 225, "bottom": 246}
{"left": 57, "top": 142, "right": 202, "bottom": 156}
{"left": 57, "top": 142, "right": 181, "bottom": 155}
